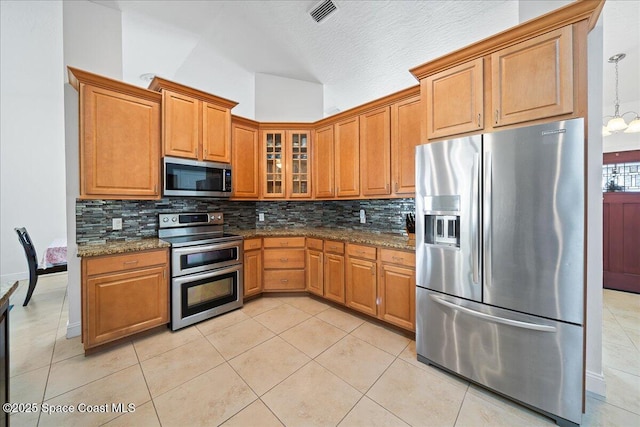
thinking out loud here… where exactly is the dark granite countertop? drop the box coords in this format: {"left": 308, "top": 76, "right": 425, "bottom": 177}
{"left": 77, "top": 238, "right": 171, "bottom": 258}
{"left": 1, "top": 281, "right": 19, "bottom": 308}
{"left": 234, "top": 228, "right": 415, "bottom": 251}
{"left": 76, "top": 229, "right": 414, "bottom": 258}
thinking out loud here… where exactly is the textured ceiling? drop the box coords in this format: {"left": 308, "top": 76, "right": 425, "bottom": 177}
{"left": 94, "top": 0, "right": 639, "bottom": 113}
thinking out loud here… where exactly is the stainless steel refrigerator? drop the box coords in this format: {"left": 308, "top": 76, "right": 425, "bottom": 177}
{"left": 415, "top": 118, "right": 585, "bottom": 427}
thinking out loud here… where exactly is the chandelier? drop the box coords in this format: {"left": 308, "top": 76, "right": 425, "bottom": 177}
{"left": 603, "top": 53, "right": 640, "bottom": 136}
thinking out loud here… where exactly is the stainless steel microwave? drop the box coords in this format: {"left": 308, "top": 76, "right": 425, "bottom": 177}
{"left": 163, "top": 157, "right": 232, "bottom": 198}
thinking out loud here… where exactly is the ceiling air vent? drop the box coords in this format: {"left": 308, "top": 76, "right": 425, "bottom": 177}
{"left": 310, "top": 0, "right": 338, "bottom": 23}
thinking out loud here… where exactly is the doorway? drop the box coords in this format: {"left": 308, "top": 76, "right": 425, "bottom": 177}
{"left": 602, "top": 149, "right": 640, "bottom": 293}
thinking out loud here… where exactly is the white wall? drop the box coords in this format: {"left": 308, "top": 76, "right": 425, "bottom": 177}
{"left": 586, "top": 15, "right": 605, "bottom": 397}
{"left": 62, "top": 0, "right": 122, "bottom": 80}
{"left": 518, "top": 0, "right": 572, "bottom": 22}
{"left": 174, "top": 41, "right": 255, "bottom": 118}
{"left": 0, "top": 1, "right": 66, "bottom": 283}
{"left": 255, "top": 73, "right": 323, "bottom": 122}
{"left": 62, "top": 0, "right": 123, "bottom": 337}
{"left": 121, "top": 11, "right": 200, "bottom": 88}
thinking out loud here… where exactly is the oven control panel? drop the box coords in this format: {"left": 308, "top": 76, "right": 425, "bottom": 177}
{"left": 159, "top": 212, "right": 224, "bottom": 228}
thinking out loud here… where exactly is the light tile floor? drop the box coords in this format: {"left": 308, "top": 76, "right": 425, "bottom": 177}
{"left": 7, "top": 274, "right": 640, "bottom": 426}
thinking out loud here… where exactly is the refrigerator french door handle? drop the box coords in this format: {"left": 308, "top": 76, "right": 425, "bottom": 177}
{"left": 484, "top": 152, "right": 492, "bottom": 290}
{"left": 429, "top": 295, "right": 557, "bottom": 332}
{"left": 472, "top": 153, "right": 479, "bottom": 284}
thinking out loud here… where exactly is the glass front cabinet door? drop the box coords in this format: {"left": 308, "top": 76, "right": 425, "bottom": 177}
{"left": 262, "top": 130, "right": 311, "bottom": 199}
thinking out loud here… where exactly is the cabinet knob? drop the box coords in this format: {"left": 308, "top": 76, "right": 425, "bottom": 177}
{"left": 280, "top": 258, "right": 289, "bottom": 262}
{"left": 477, "top": 113, "right": 481, "bottom": 128}
{"left": 371, "top": 265, "right": 375, "bottom": 275}
{"left": 495, "top": 110, "right": 499, "bottom": 125}
{"left": 280, "top": 279, "right": 289, "bottom": 283}
{"left": 394, "top": 182, "right": 399, "bottom": 192}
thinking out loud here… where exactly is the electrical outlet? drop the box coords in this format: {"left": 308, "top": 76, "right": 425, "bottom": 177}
{"left": 359, "top": 209, "right": 366, "bottom": 224}
{"left": 258, "top": 213, "right": 265, "bottom": 222}
{"left": 112, "top": 218, "right": 123, "bottom": 230}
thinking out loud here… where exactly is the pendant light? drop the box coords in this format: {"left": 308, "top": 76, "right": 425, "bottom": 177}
{"left": 603, "top": 53, "right": 640, "bottom": 136}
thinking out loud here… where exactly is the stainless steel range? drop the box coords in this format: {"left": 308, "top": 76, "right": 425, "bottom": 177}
{"left": 159, "top": 212, "right": 243, "bottom": 330}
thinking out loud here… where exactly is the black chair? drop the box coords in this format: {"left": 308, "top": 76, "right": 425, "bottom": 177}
{"left": 14, "top": 228, "right": 67, "bottom": 306}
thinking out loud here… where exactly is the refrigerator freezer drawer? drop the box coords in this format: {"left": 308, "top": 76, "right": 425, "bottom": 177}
{"left": 416, "top": 288, "right": 583, "bottom": 425}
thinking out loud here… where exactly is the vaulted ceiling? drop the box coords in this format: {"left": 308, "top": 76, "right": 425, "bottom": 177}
{"left": 93, "top": 0, "right": 639, "bottom": 115}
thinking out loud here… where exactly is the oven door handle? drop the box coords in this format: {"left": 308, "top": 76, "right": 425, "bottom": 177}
{"left": 171, "top": 240, "right": 242, "bottom": 257}
{"left": 171, "top": 264, "right": 243, "bottom": 287}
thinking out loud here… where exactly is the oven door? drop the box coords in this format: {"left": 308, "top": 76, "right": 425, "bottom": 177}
{"left": 172, "top": 240, "right": 242, "bottom": 277}
{"left": 171, "top": 264, "right": 243, "bottom": 331}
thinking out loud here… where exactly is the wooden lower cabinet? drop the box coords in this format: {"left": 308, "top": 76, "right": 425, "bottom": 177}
{"left": 244, "top": 238, "right": 263, "bottom": 297}
{"left": 346, "top": 255, "right": 377, "bottom": 316}
{"left": 306, "top": 249, "right": 324, "bottom": 296}
{"left": 378, "top": 249, "right": 416, "bottom": 331}
{"left": 244, "top": 236, "right": 416, "bottom": 332}
{"left": 262, "top": 237, "right": 306, "bottom": 291}
{"left": 379, "top": 263, "right": 416, "bottom": 331}
{"left": 82, "top": 249, "right": 169, "bottom": 350}
{"left": 324, "top": 253, "right": 345, "bottom": 303}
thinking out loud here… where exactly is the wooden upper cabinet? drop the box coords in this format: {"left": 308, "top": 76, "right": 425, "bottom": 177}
{"left": 150, "top": 78, "right": 236, "bottom": 163}
{"left": 262, "top": 131, "right": 286, "bottom": 198}
{"left": 313, "top": 125, "right": 335, "bottom": 198}
{"left": 335, "top": 117, "right": 360, "bottom": 197}
{"left": 262, "top": 130, "right": 311, "bottom": 199}
{"left": 391, "top": 96, "right": 421, "bottom": 195}
{"left": 424, "top": 57, "right": 484, "bottom": 139}
{"left": 491, "top": 26, "right": 573, "bottom": 127}
{"left": 163, "top": 90, "right": 199, "bottom": 159}
{"left": 360, "top": 107, "right": 391, "bottom": 196}
{"left": 231, "top": 118, "right": 260, "bottom": 199}
{"left": 79, "top": 82, "right": 161, "bottom": 200}
{"left": 202, "top": 102, "right": 232, "bottom": 163}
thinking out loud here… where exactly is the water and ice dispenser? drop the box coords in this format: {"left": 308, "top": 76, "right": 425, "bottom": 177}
{"left": 423, "top": 195, "right": 461, "bottom": 248}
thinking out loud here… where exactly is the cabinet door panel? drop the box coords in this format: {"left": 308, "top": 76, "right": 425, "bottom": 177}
{"left": 346, "top": 258, "right": 377, "bottom": 316}
{"left": 492, "top": 26, "right": 573, "bottom": 127}
{"left": 392, "top": 96, "right": 421, "bottom": 195}
{"left": 425, "top": 58, "right": 484, "bottom": 139}
{"left": 86, "top": 266, "right": 168, "bottom": 347}
{"left": 263, "top": 131, "right": 286, "bottom": 198}
{"left": 360, "top": 107, "right": 391, "bottom": 196}
{"left": 231, "top": 122, "right": 260, "bottom": 198}
{"left": 244, "top": 250, "right": 262, "bottom": 297}
{"left": 287, "top": 131, "right": 311, "bottom": 198}
{"left": 313, "top": 125, "right": 335, "bottom": 198}
{"left": 335, "top": 117, "right": 360, "bottom": 197}
{"left": 202, "top": 102, "right": 231, "bottom": 163}
{"left": 306, "top": 250, "right": 324, "bottom": 296}
{"left": 324, "top": 254, "right": 345, "bottom": 304}
{"left": 82, "top": 85, "right": 160, "bottom": 198}
{"left": 379, "top": 264, "right": 415, "bottom": 331}
{"left": 163, "top": 90, "right": 199, "bottom": 158}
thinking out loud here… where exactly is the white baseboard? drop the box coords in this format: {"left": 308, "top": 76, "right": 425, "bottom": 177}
{"left": 586, "top": 369, "right": 606, "bottom": 397}
{"left": 66, "top": 320, "right": 81, "bottom": 338}
{"left": 1, "top": 272, "right": 26, "bottom": 284}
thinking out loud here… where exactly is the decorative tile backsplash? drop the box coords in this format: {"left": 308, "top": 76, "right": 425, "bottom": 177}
{"left": 76, "top": 198, "right": 415, "bottom": 244}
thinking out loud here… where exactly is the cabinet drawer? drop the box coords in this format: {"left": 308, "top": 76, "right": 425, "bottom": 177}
{"left": 264, "top": 270, "right": 305, "bottom": 290}
{"left": 263, "top": 237, "right": 305, "bottom": 248}
{"left": 347, "top": 244, "right": 377, "bottom": 260}
{"left": 324, "top": 240, "right": 345, "bottom": 254}
{"left": 263, "top": 249, "right": 305, "bottom": 269}
{"left": 307, "top": 238, "right": 323, "bottom": 251}
{"left": 244, "top": 238, "right": 262, "bottom": 251}
{"left": 380, "top": 249, "right": 415, "bottom": 268}
{"left": 85, "top": 249, "right": 168, "bottom": 276}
